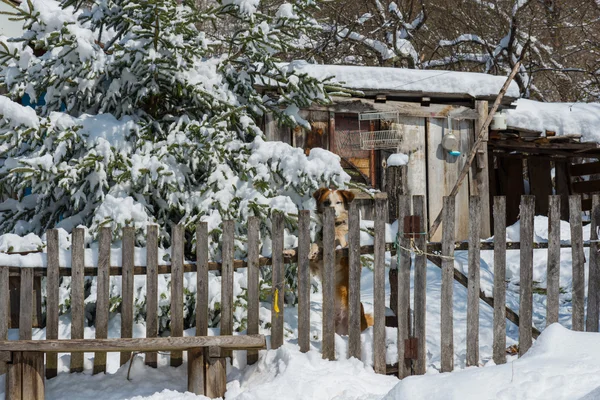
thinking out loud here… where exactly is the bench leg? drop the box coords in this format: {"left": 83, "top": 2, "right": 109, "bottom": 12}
{"left": 204, "top": 347, "right": 226, "bottom": 399}
{"left": 7, "top": 352, "right": 22, "bottom": 400}
{"left": 187, "top": 348, "right": 204, "bottom": 395}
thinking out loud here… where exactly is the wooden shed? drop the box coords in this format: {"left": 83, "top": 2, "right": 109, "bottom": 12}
{"left": 264, "top": 64, "right": 522, "bottom": 241}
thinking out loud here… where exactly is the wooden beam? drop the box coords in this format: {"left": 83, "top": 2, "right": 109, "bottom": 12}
{"left": 570, "top": 161, "right": 600, "bottom": 177}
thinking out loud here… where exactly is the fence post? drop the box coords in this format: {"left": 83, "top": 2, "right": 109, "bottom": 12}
{"left": 413, "top": 195, "right": 427, "bottom": 374}
{"left": 71, "top": 228, "right": 85, "bottom": 372}
{"left": 519, "top": 196, "right": 535, "bottom": 356}
{"left": 467, "top": 196, "right": 481, "bottom": 367}
{"left": 570, "top": 195, "right": 585, "bottom": 331}
{"left": 196, "top": 222, "right": 209, "bottom": 337}
{"left": 588, "top": 195, "right": 600, "bottom": 332}
{"left": 271, "top": 212, "right": 285, "bottom": 350}
{"left": 145, "top": 225, "right": 158, "bottom": 368}
{"left": 247, "top": 217, "right": 261, "bottom": 363}
{"left": 547, "top": 196, "right": 561, "bottom": 327}
{"left": 492, "top": 197, "right": 507, "bottom": 365}
{"left": 46, "top": 230, "right": 60, "bottom": 378}
{"left": 397, "top": 195, "right": 412, "bottom": 379}
{"left": 94, "top": 227, "right": 111, "bottom": 374}
{"left": 220, "top": 221, "right": 234, "bottom": 358}
{"left": 0, "top": 265, "right": 7, "bottom": 376}
{"left": 373, "top": 194, "right": 387, "bottom": 374}
{"left": 322, "top": 207, "right": 336, "bottom": 360}
{"left": 348, "top": 201, "right": 362, "bottom": 360}
{"left": 440, "top": 196, "right": 455, "bottom": 373}
{"left": 297, "top": 211, "right": 311, "bottom": 354}
{"left": 386, "top": 164, "right": 408, "bottom": 223}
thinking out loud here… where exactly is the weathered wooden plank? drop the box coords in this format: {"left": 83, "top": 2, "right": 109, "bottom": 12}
{"left": 9, "top": 276, "right": 19, "bottom": 329}
{"left": 441, "top": 196, "right": 455, "bottom": 373}
{"left": 7, "top": 351, "right": 22, "bottom": 400}
{"left": 71, "top": 227, "right": 85, "bottom": 373}
{"left": 297, "top": 211, "right": 311, "bottom": 355}
{"left": 467, "top": 196, "right": 481, "bottom": 367}
{"left": 94, "top": 227, "right": 111, "bottom": 374}
{"left": 587, "top": 195, "right": 600, "bottom": 332}
{"left": 497, "top": 156, "right": 525, "bottom": 226}
{"left": 373, "top": 195, "right": 387, "bottom": 374}
{"left": 322, "top": 207, "right": 336, "bottom": 360}
{"left": 386, "top": 164, "right": 408, "bottom": 223}
{"left": 45, "top": 230, "right": 59, "bottom": 379}
{"left": 492, "top": 197, "right": 507, "bottom": 365}
{"left": 547, "top": 196, "right": 561, "bottom": 327}
{"left": 0, "top": 265, "right": 8, "bottom": 376}
{"left": 220, "top": 220, "right": 234, "bottom": 360}
{"left": 413, "top": 195, "right": 427, "bottom": 374}
{"left": 22, "top": 351, "right": 44, "bottom": 400}
{"left": 19, "top": 268, "right": 33, "bottom": 341}
{"left": 204, "top": 348, "right": 227, "bottom": 399}
{"left": 247, "top": 217, "right": 260, "bottom": 363}
{"left": 570, "top": 195, "right": 585, "bottom": 332}
{"left": 0, "top": 334, "right": 267, "bottom": 352}
{"left": 119, "top": 227, "right": 135, "bottom": 367}
{"left": 170, "top": 225, "right": 185, "bottom": 367}
{"left": 555, "top": 160, "right": 571, "bottom": 220}
{"left": 572, "top": 179, "right": 600, "bottom": 194}
{"left": 271, "top": 213, "right": 285, "bottom": 350}
{"left": 397, "top": 117, "right": 427, "bottom": 218}
{"left": 397, "top": 195, "right": 412, "bottom": 379}
{"left": 528, "top": 158, "right": 553, "bottom": 216}
{"left": 474, "top": 100, "right": 491, "bottom": 238}
{"left": 196, "top": 222, "right": 209, "bottom": 337}
{"left": 570, "top": 161, "right": 600, "bottom": 177}
{"left": 519, "top": 196, "right": 535, "bottom": 356}
{"left": 145, "top": 225, "right": 158, "bottom": 368}
{"left": 348, "top": 201, "right": 362, "bottom": 360}
{"left": 187, "top": 348, "right": 204, "bottom": 395}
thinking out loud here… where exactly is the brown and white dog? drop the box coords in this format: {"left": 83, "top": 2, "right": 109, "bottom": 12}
{"left": 310, "top": 188, "right": 374, "bottom": 335}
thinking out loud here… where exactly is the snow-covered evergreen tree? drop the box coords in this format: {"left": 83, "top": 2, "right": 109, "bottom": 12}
{"left": 0, "top": 0, "right": 350, "bottom": 256}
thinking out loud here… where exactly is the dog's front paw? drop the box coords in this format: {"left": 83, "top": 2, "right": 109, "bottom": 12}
{"left": 309, "top": 243, "right": 320, "bottom": 260}
{"left": 283, "top": 249, "right": 296, "bottom": 258}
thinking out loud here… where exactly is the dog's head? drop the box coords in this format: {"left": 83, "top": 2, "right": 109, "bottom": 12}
{"left": 313, "top": 188, "right": 355, "bottom": 223}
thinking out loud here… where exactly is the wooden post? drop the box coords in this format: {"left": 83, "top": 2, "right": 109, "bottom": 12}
{"left": 519, "top": 196, "right": 534, "bottom": 356}
{"left": 120, "top": 227, "right": 135, "bottom": 367}
{"left": 187, "top": 348, "right": 204, "bottom": 396}
{"left": 322, "top": 207, "right": 336, "bottom": 360}
{"left": 21, "top": 352, "right": 44, "bottom": 400}
{"left": 570, "top": 195, "right": 585, "bottom": 331}
{"left": 587, "top": 195, "right": 600, "bottom": 332}
{"left": 196, "top": 222, "right": 209, "bottom": 337}
{"left": 45, "top": 229, "right": 60, "bottom": 379}
{"left": 220, "top": 220, "right": 234, "bottom": 358}
{"left": 467, "top": 196, "right": 481, "bottom": 367}
{"left": 0, "top": 265, "right": 8, "bottom": 376}
{"left": 397, "top": 195, "right": 412, "bottom": 379}
{"left": 474, "top": 100, "right": 491, "bottom": 238}
{"left": 7, "top": 351, "right": 23, "bottom": 400}
{"left": 145, "top": 225, "right": 158, "bottom": 368}
{"left": 71, "top": 228, "right": 85, "bottom": 373}
{"left": 297, "top": 211, "right": 311, "bottom": 354}
{"left": 19, "top": 269, "right": 33, "bottom": 341}
{"left": 204, "top": 347, "right": 226, "bottom": 398}
{"left": 247, "top": 217, "right": 261, "bottom": 363}
{"left": 386, "top": 164, "right": 408, "bottom": 223}
{"left": 271, "top": 213, "right": 285, "bottom": 350}
{"left": 348, "top": 201, "right": 362, "bottom": 360}
{"left": 440, "top": 196, "right": 455, "bottom": 372}
{"left": 170, "top": 225, "right": 185, "bottom": 367}
{"left": 492, "top": 197, "right": 507, "bottom": 365}
{"left": 547, "top": 196, "right": 561, "bottom": 327}
{"left": 373, "top": 194, "right": 387, "bottom": 374}
{"left": 94, "top": 228, "right": 111, "bottom": 374}
{"left": 413, "top": 195, "right": 427, "bottom": 374}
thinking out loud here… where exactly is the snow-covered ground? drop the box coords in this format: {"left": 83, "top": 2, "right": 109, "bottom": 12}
{"left": 0, "top": 216, "right": 596, "bottom": 399}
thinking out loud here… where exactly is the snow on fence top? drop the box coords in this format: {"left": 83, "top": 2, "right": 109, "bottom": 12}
{"left": 283, "top": 61, "right": 521, "bottom": 99}
{"left": 505, "top": 99, "right": 600, "bottom": 143}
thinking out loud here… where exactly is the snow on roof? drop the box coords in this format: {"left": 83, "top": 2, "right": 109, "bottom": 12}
{"left": 284, "top": 61, "right": 520, "bottom": 99}
{"left": 505, "top": 99, "right": 600, "bottom": 143}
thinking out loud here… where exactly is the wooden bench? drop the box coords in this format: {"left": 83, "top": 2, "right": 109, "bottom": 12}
{"left": 0, "top": 334, "right": 266, "bottom": 400}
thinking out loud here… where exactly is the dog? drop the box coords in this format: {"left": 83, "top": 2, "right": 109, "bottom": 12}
{"left": 310, "top": 188, "right": 374, "bottom": 336}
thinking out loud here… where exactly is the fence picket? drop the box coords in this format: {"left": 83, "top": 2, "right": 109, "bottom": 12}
{"left": 519, "top": 196, "right": 534, "bottom": 356}
{"left": 297, "top": 211, "right": 311, "bottom": 354}
{"left": 196, "top": 222, "right": 209, "bottom": 337}
{"left": 71, "top": 228, "right": 85, "bottom": 372}
{"left": 547, "top": 196, "right": 561, "bottom": 327}
{"left": 587, "top": 195, "right": 600, "bottom": 332}
{"left": 0, "top": 265, "right": 7, "bottom": 376}
{"left": 413, "top": 195, "right": 427, "bottom": 374}
{"left": 94, "top": 227, "right": 111, "bottom": 374}
{"left": 570, "top": 195, "right": 585, "bottom": 331}
{"left": 119, "top": 227, "right": 135, "bottom": 366}
{"left": 441, "top": 196, "right": 455, "bottom": 373}
{"left": 348, "top": 201, "right": 362, "bottom": 360}
{"left": 247, "top": 217, "right": 261, "bottom": 363}
{"left": 19, "top": 268, "right": 33, "bottom": 341}
{"left": 271, "top": 213, "right": 285, "bottom": 350}
{"left": 170, "top": 224, "right": 185, "bottom": 367}
{"left": 397, "top": 195, "right": 412, "bottom": 379}
{"left": 493, "top": 197, "right": 507, "bottom": 365}
{"left": 46, "top": 229, "right": 60, "bottom": 378}
{"left": 467, "top": 196, "right": 481, "bottom": 367}
{"left": 373, "top": 195, "right": 387, "bottom": 374}
{"left": 145, "top": 225, "right": 158, "bottom": 368}
{"left": 322, "top": 207, "right": 336, "bottom": 360}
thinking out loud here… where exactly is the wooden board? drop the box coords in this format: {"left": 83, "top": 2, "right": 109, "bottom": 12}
{"left": 348, "top": 201, "right": 362, "bottom": 360}
{"left": 94, "top": 228, "right": 111, "bottom": 374}
{"left": 322, "top": 208, "right": 336, "bottom": 360}
{"left": 145, "top": 225, "right": 158, "bottom": 368}
{"left": 497, "top": 157, "right": 525, "bottom": 226}
{"left": 45, "top": 229, "right": 60, "bottom": 379}
{"left": 297, "top": 211, "right": 311, "bottom": 354}
{"left": 271, "top": 213, "right": 285, "bottom": 350}
{"left": 396, "top": 195, "right": 412, "bottom": 378}
{"left": 373, "top": 196, "right": 387, "bottom": 374}
{"left": 220, "top": 220, "right": 234, "bottom": 360}
{"left": 413, "top": 196, "right": 427, "bottom": 374}
{"left": 519, "top": 196, "right": 535, "bottom": 356}
{"left": 247, "top": 217, "right": 261, "bottom": 363}
{"left": 71, "top": 228, "right": 85, "bottom": 373}
{"left": 572, "top": 179, "right": 600, "bottom": 194}
{"left": 570, "top": 196, "right": 585, "bottom": 331}
{"left": 18, "top": 268, "right": 33, "bottom": 341}
{"left": 21, "top": 351, "right": 44, "bottom": 400}
{"left": 397, "top": 117, "right": 427, "bottom": 219}
{"left": 527, "top": 158, "right": 553, "bottom": 216}
{"left": 120, "top": 227, "right": 135, "bottom": 367}
{"left": 570, "top": 161, "right": 600, "bottom": 177}
{"left": 187, "top": 348, "right": 204, "bottom": 395}
{"left": 441, "top": 196, "right": 455, "bottom": 373}
{"left": 0, "top": 266, "right": 7, "bottom": 376}
{"left": 547, "top": 196, "right": 561, "bottom": 327}
{"left": 426, "top": 118, "right": 469, "bottom": 241}
{"left": 472, "top": 100, "right": 491, "bottom": 238}
{"left": 171, "top": 225, "right": 185, "bottom": 367}
{"left": 466, "top": 196, "right": 481, "bottom": 367}
{"left": 555, "top": 161, "right": 571, "bottom": 220}
{"left": 196, "top": 223, "right": 209, "bottom": 337}
{"left": 587, "top": 195, "right": 600, "bottom": 332}
{"left": 493, "top": 197, "right": 507, "bottom": 365}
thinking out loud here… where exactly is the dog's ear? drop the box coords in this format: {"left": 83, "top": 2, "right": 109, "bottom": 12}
{"left": 313, "top": 188, "right": 330, "bottom": 202}
{"left": 339, "top": 190, "right": 355, "bottom": 207}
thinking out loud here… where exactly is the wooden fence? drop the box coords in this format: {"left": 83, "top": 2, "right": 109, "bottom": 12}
{"left": 1, "top": 192, "right": 599, "bottom": 392}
